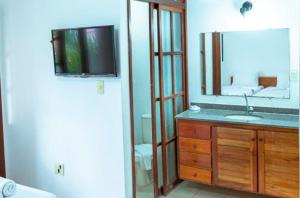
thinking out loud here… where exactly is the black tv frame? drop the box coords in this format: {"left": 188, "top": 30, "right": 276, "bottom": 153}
{"left": 51, "top": 25, "right": 118, "bottom": 77}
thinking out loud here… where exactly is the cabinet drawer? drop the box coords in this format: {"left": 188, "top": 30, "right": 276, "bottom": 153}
{"left": 179, "top": 138, "right": 211, "bottom": 154}
{"left": 180, "top": 151, "right": 211, "bottom": 170}
{"left": 178, "top": 121, "right": 211, "bottom": 139}
{"left": 180, "top": 165, "right": 211, "bottom": 184}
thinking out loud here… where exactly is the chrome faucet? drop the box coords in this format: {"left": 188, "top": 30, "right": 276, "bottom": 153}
{"left": 244, "top": 94, "right": 254, "bottom": 115}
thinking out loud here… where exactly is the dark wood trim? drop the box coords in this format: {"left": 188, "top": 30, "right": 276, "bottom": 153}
{"left": 201, "top": 33, "right": 206, "bottom": 95}
{"left": 157, "top": 136, "right": 177, "bottom": 147}
{"left": 149, "top": 3, "right": 160, "bottom": 197}
{"left": 0, "top": 88, "right": 5, "bottom": 177}
{"left": 252, "top": 131, "right": 258, "bottom": 192}
{"left": 135, "top": 0, "right": 185, "bottom": 9}
{"left": 183, "top": 4, "right": 189, "bottom": 109}
{"left": 212, "top": 32, "right": 221, "bottom": 95}
{"left": 257, "top": 131, "right": 265, "bottom": 193}
{"left": 154, "top": 51, "right": 183, "bottom": 56}
{"left": 126, "top": 1, "right": 136, "bottom": 197}
{"left": 211, "top": 127, "right": 217, "bottom": 185}
{"left": 157, "top": 5, "right": 168, "bottom": 195}
{"left": 166, "top": 136, "right": 177, "bottom": 145}
{"left": 167, "top": 179, "right": 182, "bottom": 192}
{"left": 155, "top": 92, "right": 184, "bottom": 101}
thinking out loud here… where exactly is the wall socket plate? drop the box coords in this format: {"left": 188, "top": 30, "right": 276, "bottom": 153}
{"left": 55, "top": 164, "right": 64, "bottom": 176}
{"left": 96, "top": 81, "right": 104, "bottom": 95}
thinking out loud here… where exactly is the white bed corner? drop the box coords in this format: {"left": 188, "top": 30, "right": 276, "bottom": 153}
{"left": 14, "top": 184, "right": 56, "bottom": 198}
{"left": 253, "top": 87, "right": 290, "bottom": 98}
{"left": 222, "top": 85, "right": 263, "bottom": 96}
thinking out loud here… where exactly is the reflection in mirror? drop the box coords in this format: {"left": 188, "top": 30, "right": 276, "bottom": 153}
{"left": 131, "top": 1, "right": 154, "bottom": 197}
{"left": 200, "top": 29, "right": 290, "bottom": 99}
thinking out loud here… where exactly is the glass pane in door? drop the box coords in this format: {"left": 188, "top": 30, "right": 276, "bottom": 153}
{"left": 173, "top": 12, "right": 182, "bottom": 52}
{"left": 161, "top": 10, "right": 171, "bottom": 52}
{"left": 156, "top": 102, "right": 161, "bottom": 144}
{"left": 174, "top": 55, "right": 183, "bottom": 93}
{"left": 167, "top": 142, "right": 177, "bottom": 184}
{"left": 164, "top": 99, "right": 174, "bottom": 139}
{"left": 163, "top": 56, "right": 172, "bottom": 97}
{"left": 175, "top": 96, "right": 184, "bottom": 114}
{"left": 157, "top": 145, "right": 163, "bottom": 189}
{"left": 155, "top": 56, "right": 160, "bottom": 98}
{"left": 154, "top": 9, "right": 159, "bottom": 53}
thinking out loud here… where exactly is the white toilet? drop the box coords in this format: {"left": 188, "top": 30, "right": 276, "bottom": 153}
{"left": 135, "top": 114, "right": 153, "bottom": 187}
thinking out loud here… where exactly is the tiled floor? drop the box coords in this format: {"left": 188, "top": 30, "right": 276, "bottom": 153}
{"left": 163, "top": 182, "right": 271, "bottom": 198}
{"left": 136, "top": 181, "right": 272, "bottom": 198}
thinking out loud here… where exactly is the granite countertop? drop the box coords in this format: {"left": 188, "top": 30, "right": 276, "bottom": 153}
{"left": 176, "top": 108, "right": 299, "bottom": 129}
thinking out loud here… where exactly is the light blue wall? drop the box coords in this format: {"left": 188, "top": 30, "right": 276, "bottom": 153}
{"left": 0, "top": 0, "right": 127, "bottom": 197}
{"left": 204, "top": 34, "right": 213, "bottom": 95}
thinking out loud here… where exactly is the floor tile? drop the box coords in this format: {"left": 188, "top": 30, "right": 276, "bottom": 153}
{"left": 155, "top": 181, "right": 272, "bottom": 198}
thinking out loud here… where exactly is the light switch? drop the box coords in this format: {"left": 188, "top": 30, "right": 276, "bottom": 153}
{"left": 97, "top": 81, "right": 104, "bottom": 95}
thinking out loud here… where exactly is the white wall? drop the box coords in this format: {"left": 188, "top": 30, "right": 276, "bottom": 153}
{"left": 0, "top": 0, "right": 127, "bottom": 197}
{"left": 204, "top": 34, "right": 213, "bottom": 95}
{"left": 188, "top": 0, "right": 299, "bottom": 108}
{"left": 119, "top": 0, "right": 132, "bottom": 197}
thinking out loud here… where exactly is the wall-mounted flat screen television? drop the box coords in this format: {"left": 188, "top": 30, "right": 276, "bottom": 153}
{"left": 51, "top": 25, "right": 117, "bottom": 77}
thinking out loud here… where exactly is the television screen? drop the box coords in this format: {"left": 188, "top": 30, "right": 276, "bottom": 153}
{"left": 51, "top": 25, "right": 117, "bottom": 77}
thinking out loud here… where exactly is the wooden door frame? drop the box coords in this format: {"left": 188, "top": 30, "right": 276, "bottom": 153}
{"left": 127, "top": 0, "right": 188, "bottom": 197}
{"left": 212, "top": 32, "right": 221, "bottom": 95}
{"left": 157, "top": 4, "right": 187, "bottom": 195}
{"left": 201, "top": 33, "right": 206, "bottom": 95}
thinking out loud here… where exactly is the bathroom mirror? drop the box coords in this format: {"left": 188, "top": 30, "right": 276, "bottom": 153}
{"left": 200, "top": 28, "right": 291, "bottom": 99}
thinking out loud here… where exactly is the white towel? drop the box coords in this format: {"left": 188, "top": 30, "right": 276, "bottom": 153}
{"left": 0, "top": 177, "right": 16, "bottom": 197}
{"left": 135, "top": 144, "right": 153, "bottom": 171}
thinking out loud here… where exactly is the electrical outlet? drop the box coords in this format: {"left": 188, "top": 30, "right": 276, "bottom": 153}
{"left": 96, "top": 81, "right": 104, "bottom": 95}
{"left": 55, "top": 164, "right": 65, "bottom": 176}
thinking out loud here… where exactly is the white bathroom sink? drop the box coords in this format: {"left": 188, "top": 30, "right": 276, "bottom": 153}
{"left": 225, "top": 114, "right": 263, "bottom": 121}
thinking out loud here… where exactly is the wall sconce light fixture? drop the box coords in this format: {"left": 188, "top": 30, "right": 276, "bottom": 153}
{"left": 240, "top": 1, "right": 253, "bottom": 16}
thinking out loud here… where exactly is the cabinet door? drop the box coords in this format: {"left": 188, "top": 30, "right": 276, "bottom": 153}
{"left": 212, "top": 127, "right": 257, "bottom": 192}
{"left": 258, "top": 131, "right": 299, "bottom": 198}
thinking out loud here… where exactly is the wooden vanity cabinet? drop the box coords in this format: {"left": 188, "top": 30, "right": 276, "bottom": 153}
{"left": 212, "top": 127, "right": 257, "bottom": 192}
{"left": 177, "top": 120, "right": 299, "bottom": 198}
{"left": 258, "top": 130, "right": 299, "bottom": 198}
{"left": 177, "top": 121, "right": 212, "bottom": 184}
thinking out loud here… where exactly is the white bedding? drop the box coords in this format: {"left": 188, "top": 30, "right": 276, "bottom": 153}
{"left": 14, "top": 184, "right": 56, "bottom": 198}
{"left": 253, "top": 87, "right": 290, "bottom": 98}
{"left": 222, "top": 85, "right": 264, "bottom": 96}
